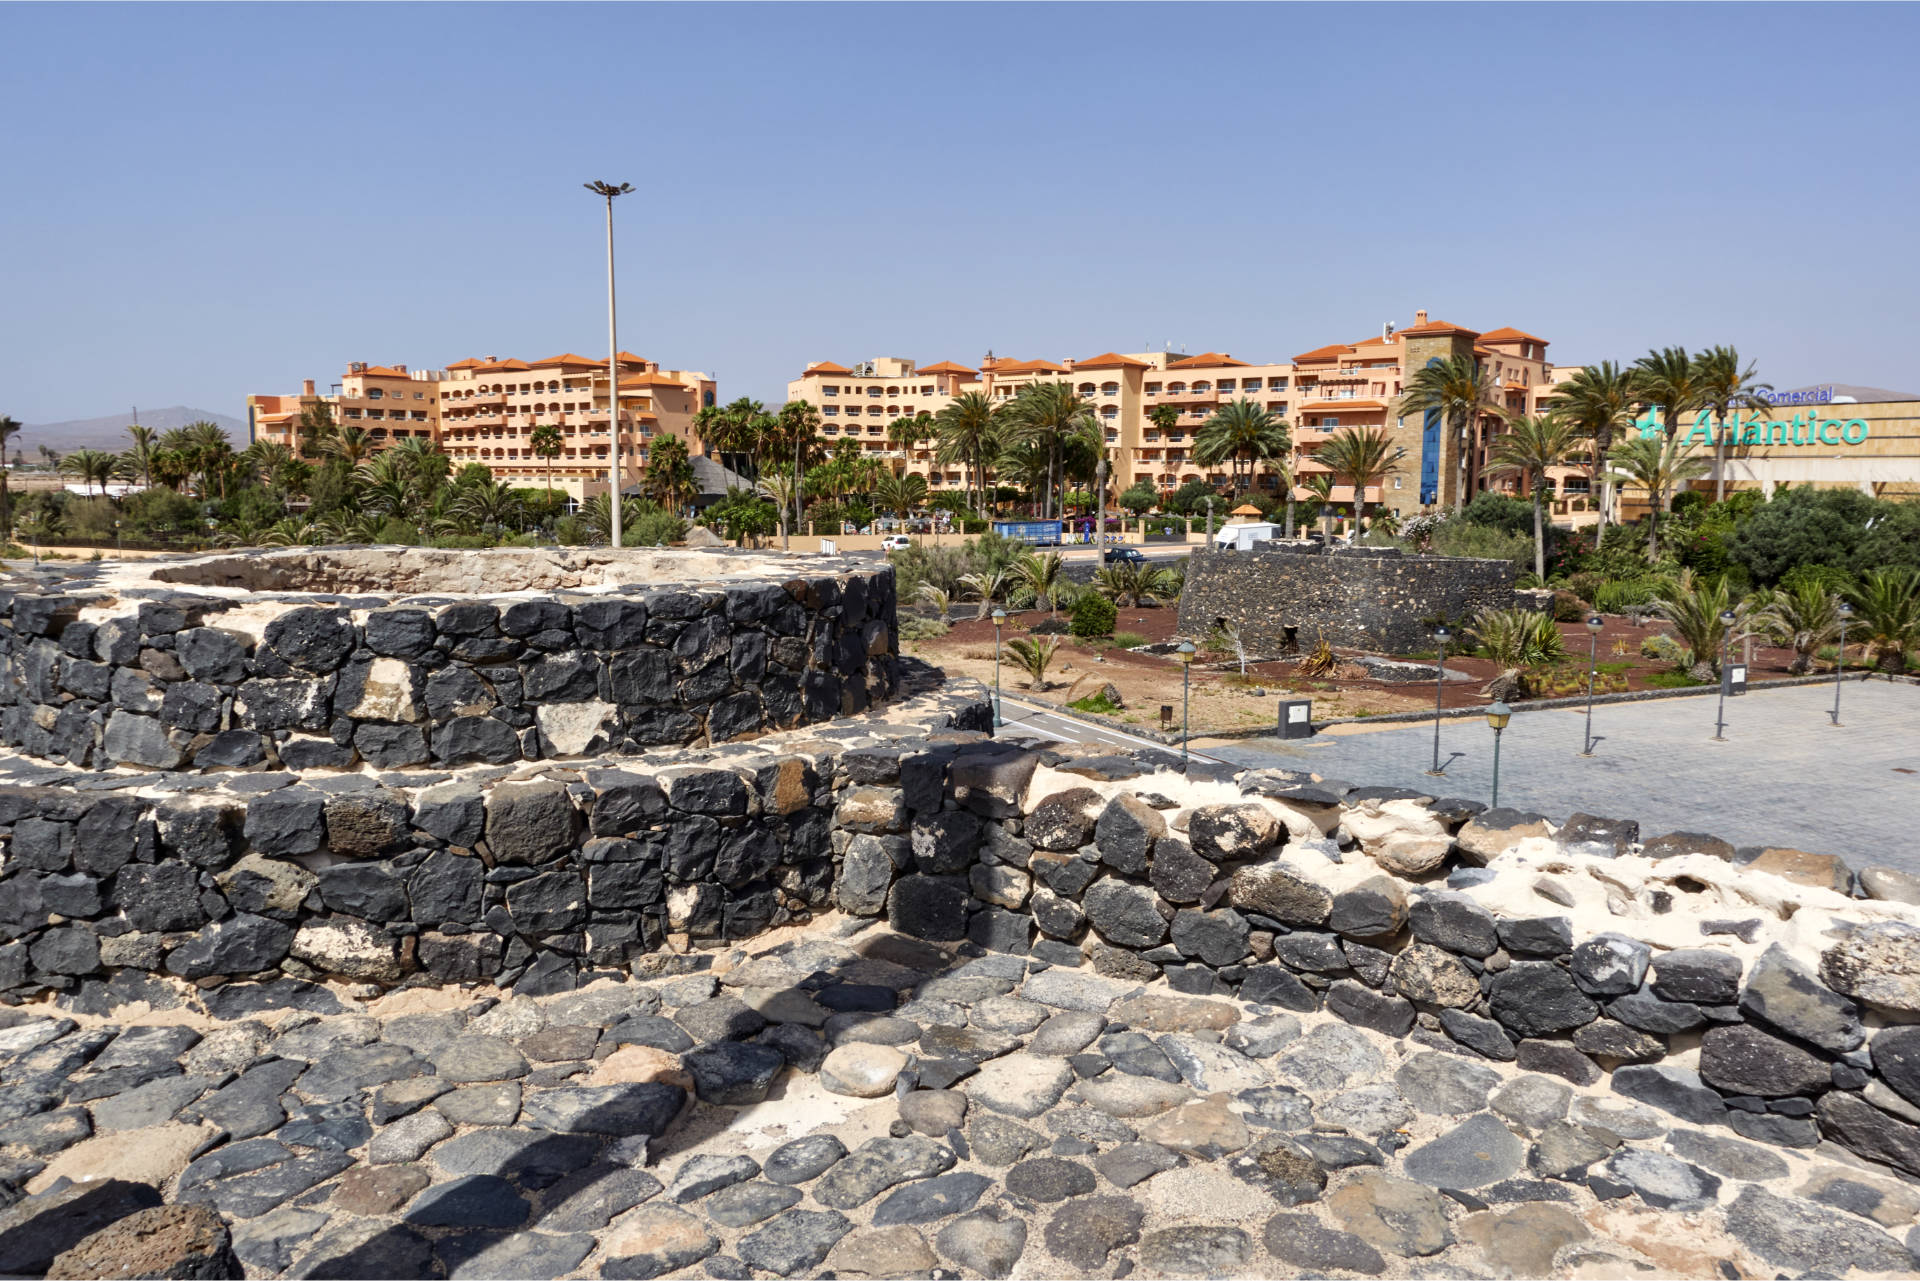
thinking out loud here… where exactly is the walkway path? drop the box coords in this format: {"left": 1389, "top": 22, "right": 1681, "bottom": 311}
{"left": 1200, "top": 680, "right": 1919, "bottom": 871}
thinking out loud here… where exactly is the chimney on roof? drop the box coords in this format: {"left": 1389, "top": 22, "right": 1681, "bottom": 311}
{"left": 302, "top": 379, "right": 315, "bottom": 396}
{"left": 395, "top": 364, "right": 407, "bottom": 375}
{"left": 1415, "top": 310, "right": 1428, "bottom": 325}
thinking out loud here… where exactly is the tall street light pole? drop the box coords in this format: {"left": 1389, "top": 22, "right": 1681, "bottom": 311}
{"left": 586, "top": 180, "right": 633, "bottom": 548}
{"left": 1711, "top": 609, "right": 1737, "bottom": 742}
{"left": 1177, "top": 641, "right": 1197, "bottom": 773}
{"left": 1426, "top": 624, "right": 1450, "bottom": 774}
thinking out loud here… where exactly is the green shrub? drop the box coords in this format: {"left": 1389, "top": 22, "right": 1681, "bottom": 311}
{"left": 1110, "top": 630, "right": 1148, "bottom": 649}
{"left": 1638, "top": 633, "right": 1691, "bottom": 667}
{"left": 375, "top": 517, "right": 419, "bottom": 545}
{"left": 1028, "top": 617, "right": 1070, "bottom": 635}
{"left": 1591, "top": 579, "right": 1660, "bottom": 614}
{"left": 899, "top": 615, "right": 949, "bottom": 641}
{"left": 1070, "top": 690, "right": 1123, "bottom": 715}
{"left": 1552, "top": 591, "right": 1586, "bottom": 622}
{"left": 1428, "top": 521, "right": 1532, "bottom": 570}
{"left": 1473, "top": 608, "right": 1566, "bottom": 667}
{"left": 1070, "top": 593, "right": 1117, "bottom": 638}
{"left": 1460, "top": 492, "right": 1537, "bottom": 537}
{"left": 625, "top": 506, "right": 687, "bottom": 546}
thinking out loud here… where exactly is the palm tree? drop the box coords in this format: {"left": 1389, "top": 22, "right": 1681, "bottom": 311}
{"left": 1847, "top": 567, "right": 1920, "bottom": 673}
{"left": 1546, "top": 361, "right": 1639, "bottom": 544}
{"left": 1754, "top": 581, "right": 1843, "bottom": 675}
{"left": 643, "top": 434, "right": 695, "bottom": 513}
{"left": 1631, "top": 346, "right": 1707, "bottom": 449}
{"left": 1093, "top": 561, "right": 1177, "bottom": 607}
{"left": 1485, "top": 413, "right": 1581, "bottom": 578}
{"left": 1311, "top": 427, "right": 1402, "bottom": 535}
{"left": 150, "top": 448, "right": 192, "bottom": 491}
{"left": 60, "top": 448, "right": 117, "bottom": 496}
{"left": 123, "top": 424, "right": 157, "bottom": 488}
{"left": 36, "top": 444, "right": 62, "bottom": 470}
{"left": 1004, "top": 382, "right": 1097, "bottom": 519}
{"left": 775, "top": 400, "right": 822, "bottom": 534}
{"left": 1302, "top": 473, "right": 1337, "bottom": 542}
{"left": 1605, "top": 434, "right": 1710, "bottom": 558}
{"left": 1004, "top": 634, "right": 1063, "bottom": 690}
{"left": 959, "top": 569, "right": 1007, "bottom": 621}
{"left": 1396, "top": 353, "right": 1503, "bottom": 512}
{"left": 295, "top": 401, "right": 337, "bottom": 460}
{"left": 935, "top": 392, "right": 1004, "bottom": 518}
{"left": 1193, "top": 399, "right": 1290, "bottom": 494}
{"left": 452, "top": 476, "right": 524, "bottom": 534}
{"left": 0, "top": 415, "right": 21, "bottom": 535}
{"left": 886, "top": 412, "right": 936, "bottom": 477}
{"left": 872, "top": 470, "right": 929, "bottom": 522}
{"left": 1652, "top": 569, "right": 1752, "bottom": 680}
{"left": 529, "top": 424, "right": 563, "bottom": 504}
{"left": 325, "top": 424, "right": 378, "bottom": 469}
{"left": 1011, "top": 551, "right": 1067, "bottom": 618}
{"left": 243, "top": 440, "right": 295, "bottom": 492}
{"left": 756, "top": 469, "right": 800, "bottom": 549}
{"left": 1693, "top": 346, "right": 1773, "bottom": 503}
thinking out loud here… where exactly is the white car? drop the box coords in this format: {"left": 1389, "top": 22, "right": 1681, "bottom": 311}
{"left": 881, "top": 534, "right": 912, "bottom": 551}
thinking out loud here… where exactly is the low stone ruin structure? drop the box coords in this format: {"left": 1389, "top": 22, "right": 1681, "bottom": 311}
{"left": 1176, "top": 544, "right": 1523, "bottom": 654}
{"left": 0, "top": 546, "right": 899, "bottom": 770}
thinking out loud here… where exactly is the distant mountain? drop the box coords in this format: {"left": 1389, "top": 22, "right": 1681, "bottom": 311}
{"left": 8, "top": 407, "right": 246, "bottom": 459}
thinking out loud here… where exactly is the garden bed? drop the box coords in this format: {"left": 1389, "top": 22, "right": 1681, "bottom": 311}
{"left": 903, "top": 608, "right": 1840, "bottom": 735}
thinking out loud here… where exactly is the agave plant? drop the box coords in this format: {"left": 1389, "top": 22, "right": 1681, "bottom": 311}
{"left": 1471, "top": 608, "right": 1568, "bottom": 669}
{"left": 1004, "top": 634, "right": 1062, "bottom": 690}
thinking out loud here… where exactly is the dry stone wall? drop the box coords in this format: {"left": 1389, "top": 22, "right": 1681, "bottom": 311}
{"left": 0, "top": 556, "right": 898, "bottom": 771}
{"left": 6, "top": 716, "right": 1920, "bottom": 1185}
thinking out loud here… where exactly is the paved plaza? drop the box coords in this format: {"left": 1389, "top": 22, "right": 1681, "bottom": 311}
{"left": 1203, "top": 680, "right": 1920, "bottom": 871}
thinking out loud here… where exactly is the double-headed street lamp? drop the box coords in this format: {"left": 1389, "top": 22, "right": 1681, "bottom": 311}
{"left": 585, "top": 180, "right": 634, "bottom": 548}
{"left": 1581, "top": 614, "right": 1604, "bottom": 755}
{"left": 1711, "top": 609, "right": 1738, "bottom": 742}
{"left": 1832, "top": 601, "right": 1854, "bottom": 726}
{"left": 1177, "top": 640, "right": 1197, "bottom": 771}
{"left": 1426, "top": 624, "right": 1451, "bottom": 775}
{"left": 1486, "top": 700, "right": 1513, "bottom": 807}
{"left": 991, "top": 608, "right": 1007, "bottom": 728}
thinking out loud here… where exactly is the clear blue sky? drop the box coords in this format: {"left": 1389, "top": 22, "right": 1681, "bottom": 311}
{"left": 4, "top": 2, "right": 1916, "bottom": 426}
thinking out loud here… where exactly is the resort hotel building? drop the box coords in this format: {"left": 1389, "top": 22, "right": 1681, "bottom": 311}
{"left": 247, "top": 354, "right": 718, "bottom": 501}
{"left": 789, "top": 314, "right": 1919, "bottom": 524}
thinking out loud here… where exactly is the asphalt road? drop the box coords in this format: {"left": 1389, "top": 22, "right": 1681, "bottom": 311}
{"left": 993, "top": 694, "right": 1224, "bottom": 765}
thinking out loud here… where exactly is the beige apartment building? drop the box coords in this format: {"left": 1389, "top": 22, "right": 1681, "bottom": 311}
{"left": 786, "top": 310, "right": 1575, "bottom": 521}
{"left": 249, "top": 354, "right": 717, "bottom": 501}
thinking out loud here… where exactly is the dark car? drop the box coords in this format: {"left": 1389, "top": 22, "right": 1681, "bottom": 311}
{"left": 1103, "top": 547, "right": 1147, "bottom": 564}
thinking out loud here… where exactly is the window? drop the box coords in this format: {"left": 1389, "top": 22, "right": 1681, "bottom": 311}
{"left": 1393, "top": 476, "right": 1403, "bottom": 490}
{"left": 367, "top": 388, "right": 384, "bottom": 400}
{"left": 822, "top": 405, "right": 838, "bottom": 416}
{"left": 1218, "top": 379, "right": 1236, "bottom": 392}
{"left": 1145, "top": 383, "right": 1162, "bottom": 394}
{"left": 1101, "top": 382, "right": 1119, "bottom": 396}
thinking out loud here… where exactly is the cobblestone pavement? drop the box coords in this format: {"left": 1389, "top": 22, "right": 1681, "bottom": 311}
{"left": 1203, "top": 681, "right": 1920, "bottom": 872}
{"left": 1, "top": 920, "right": 1913, "bottom": 1280}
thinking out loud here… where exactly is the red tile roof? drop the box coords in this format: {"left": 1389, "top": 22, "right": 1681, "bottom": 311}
{"left": 353, "top": 365, "right": 411, "bottom": 379}
{"left": 532, "top": 353, "right": 602, "bottom": 368}
{"left": 1166, "top": 351, "right": 1249, "bottom": 369}
{"left": 1396, "top": 319, "right": 1480, "bottom": 338}
{"left": 1075, "top": 352, "right": 1154, "bottom": 371}
{"left": 804, "top": 361, "right": 853, "bottom": 375}
{"left": 445, "top": 357, "right": 486, "bottom": 370}
{"left": 1478, "top": 327, "right": 1548, "bottom": 346}
{"left": 1292, "top": 343, "right": 1350, "bottom": 364}
{"left": 620, "top": 373, "right": 687, "bottom": 389}
{"left": 477, "top": 359, "right": 532, "bottom": 372}
{"left": 917, "top": 360, "right": 978, "bottom": 375}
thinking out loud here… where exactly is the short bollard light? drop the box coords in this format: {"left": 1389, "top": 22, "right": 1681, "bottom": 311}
{"left": 1832, "top": 601, "right": 1853, "bottom": 726}
{"left": 991, "top": 608, "right": 1007, "bottom": 728}
{"left": 1177, "top": 640, "right": 1197, "bottom": 772}
{"left": 1486, "top": 699, "right": 1513, "bottom": 808}
{"left": 1426, "top": 624, "right": 1451, "bottom": 775}
{"left": 1712, "top": 608, "right": 1738, "bottom": 742}
{"left": 1581, "top": 614, "right": 1604, "bottom": 756}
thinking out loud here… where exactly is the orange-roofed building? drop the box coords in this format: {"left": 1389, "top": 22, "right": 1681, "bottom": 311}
{"left": 247, "top": 349, "right": 718, "bottom": 503}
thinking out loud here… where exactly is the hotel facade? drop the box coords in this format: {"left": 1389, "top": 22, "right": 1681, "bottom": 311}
{"left": 248, "top": 354, "right": 717, "bottom": 500}
{"left": 787, "top": 312, "right": 1577, "bottom": 522}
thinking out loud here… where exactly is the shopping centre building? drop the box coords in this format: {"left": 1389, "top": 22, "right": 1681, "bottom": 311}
{"left": 247, "top": 354, "right": 717, "bottom": 500}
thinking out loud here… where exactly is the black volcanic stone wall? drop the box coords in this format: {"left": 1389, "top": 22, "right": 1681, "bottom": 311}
{"left": 0, "top": 566, "right": 898, "bottom": 771}
{"left": 1175, "top": 546, "right": 1520, "bottom": 654}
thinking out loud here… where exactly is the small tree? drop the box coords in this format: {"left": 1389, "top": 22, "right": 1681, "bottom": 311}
{"left": 1118, "top": 481, "right": 1156, "bottom": 516}
{"left": 529, "top": 424, "right": 562, "bottom": 505}
{"left": 1651, "top": 569, "right": 1750, "bottom": 680}
{"left": 1848, "top": 567, "right": 1920, "bottom": 673}
{"left": 1754, "top": 581, "right": 1843, "bottom": 675}
{"left": 1005, "top": 634, "right": 1063, "bottom": 689}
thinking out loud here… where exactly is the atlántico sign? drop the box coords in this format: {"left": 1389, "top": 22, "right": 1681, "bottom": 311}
{"left": 1633, "top": 408, "right": 1871, "bottom": 447}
